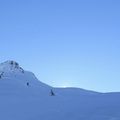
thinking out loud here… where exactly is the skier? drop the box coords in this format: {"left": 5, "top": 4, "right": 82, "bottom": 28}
{"left": 27, "top": 82, "right": 29, "bottom": 86}
{"left": 50, "top": 89, "right": 55, "bottom": 96}
{"left": 0, "top": 72, "right": 4, "bottom": 79}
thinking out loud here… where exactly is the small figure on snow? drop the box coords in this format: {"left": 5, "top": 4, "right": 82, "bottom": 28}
{"left": 0, "top": 72, "right": 4, "bottom": 79}
{"left": 50, "top": 89, "right": 55, "bottom": 96}
{"left": 27, "top": 82, "right": 29, "bottom": 86}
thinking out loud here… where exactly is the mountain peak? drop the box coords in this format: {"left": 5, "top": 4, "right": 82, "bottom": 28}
{"left": 1, "top": 60, "right": 19, "bottom": 66}
{"left": 0, "top": 60, "right": 24, "bottom": 73}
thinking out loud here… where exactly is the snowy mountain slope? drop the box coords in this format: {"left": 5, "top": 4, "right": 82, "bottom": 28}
{"left": 0, "top": 60, "right": 120, "bottom": 120}
{"left": 0, "top": 60, "right": 51, "bottom": 95}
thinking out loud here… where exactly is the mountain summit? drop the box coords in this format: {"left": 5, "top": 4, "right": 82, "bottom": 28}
{"left": 0, "top": 60, "right": 24, "bottom": 73}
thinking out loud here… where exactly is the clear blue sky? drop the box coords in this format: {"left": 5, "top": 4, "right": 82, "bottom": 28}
{"left": 0, "top": 0, "right": 120, "bottom": 92}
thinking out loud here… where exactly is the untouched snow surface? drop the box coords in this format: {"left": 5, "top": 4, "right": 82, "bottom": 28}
{"left": 0, "top": 60, "right": 120, "bottom": 120}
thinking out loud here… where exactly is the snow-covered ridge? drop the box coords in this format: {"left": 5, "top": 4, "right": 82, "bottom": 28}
{"left": 0, "top": 60, "right": 100, "bottom": 95}
{"left": 0, "top": 60, "right": 98, "bottom": 96}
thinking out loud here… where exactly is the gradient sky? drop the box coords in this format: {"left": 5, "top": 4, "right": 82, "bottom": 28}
{"left": 0, "top": 0, "right": 120, "bottom": 92}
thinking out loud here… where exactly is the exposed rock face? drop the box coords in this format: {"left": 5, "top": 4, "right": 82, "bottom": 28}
{"left": 0, "top": 60, "right": 24, "bottom": 74}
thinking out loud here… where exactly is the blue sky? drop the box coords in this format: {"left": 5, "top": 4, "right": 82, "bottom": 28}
{"left": 0, "top": 0, "right": 120, "bottom": 92}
